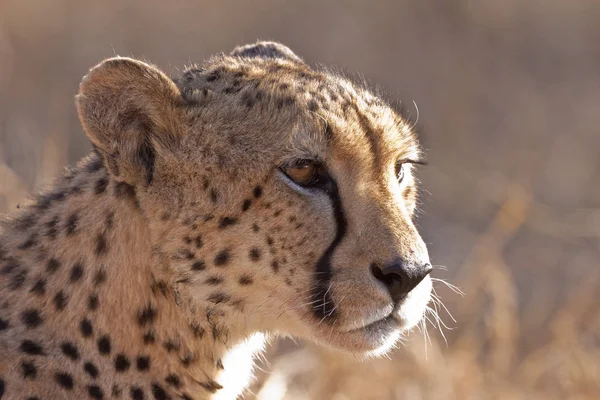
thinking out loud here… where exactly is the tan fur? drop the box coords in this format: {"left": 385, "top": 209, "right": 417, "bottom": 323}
{"left": 0, "top": 42, "right": 431, "bottom": 399}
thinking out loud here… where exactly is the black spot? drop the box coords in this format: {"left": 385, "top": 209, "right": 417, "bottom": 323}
{"left": 137, "top": 140, "right": 156, "bottom": 186}
{"left": 204, "top": 276, "right": 223, "bottom": 286}
{"left": 151, "top": 383, "right": 169, "bottom": 400}
{"left": 0, "top": 318, "right": 9, "bottom": 331}
{"left": 65, "top": 213, "right": 78, "bottom": 236}
{"left": 69, "top": 262, "right": 84, "bottom": 283}
{"left": 242, "top": 199, "right": 251, "bottom": 211}
{"left": 266, "top": 236, "right": 274, "bottom": 246}
{"left": 307, "top": 99, "right": 319, "bottom": 111}
{"left": 241, "top": 91, "right": 255, "bottom": 108}
{"left": 131, "top": 387, "right": 145, "bottom": 400}
{"left": 20, "top": 340, "right": 45, "bottom": 355}
{"left": 9, "top": 269, "right": 27, "bottom": 290}
{"left": 114, "top": 182, "right": 137, "bottom": 200}
{"left": 21, "top": 309, "right": 43, "bottom": 328}
{"left": 115, "top": 354, "right": 130, "bottom": 372}
{"left": 191, "top": 260, "right": 206, "bottom": 271}
{"left": 210, "top": 189, "right": 218, "bottom": 203}
{"left": 53, "top": 290, "right": 68, "bottom": 311}
{"left": 30, "top": 278, "right": 46, "bottom": 296}
{"left": 163, "top": 340, "right": 179, "bottom": 353}
{"left": 199, "top": 380, "right": 223, "bottom": 393}
{"left": 88, "top": 384, "right": 104, "bottom": 399}
{"left": 46, "top": 257, "right": 60, "bottom": 274}
{"left": 218, "top": 217, "right": 237, "bottom": 229}
{"left": 190, "top": 322, "right": 205, "bottom": 339}
{"left": 252, "top": 223, "right": 260, "bottom": 232}
{"left": 61, "top": 341, "right": 79, "bottom": 360}
{"left": 46, "top": 216, "right": 59, "bottom": 239}
{"left": 95, "top": 234, "right": 108, "bottom": 255}
{"left": 36, "top": 189, "right": 67, "bottom": 210}
{"left": 238, "top": 275, "right": 253, "bottom": 286}
{"left": 21, "top": 360, "right": 37, "bottom": 379}
{"left": 207, "top": 292, "right": 230, "bottom": 304}
{"left": 105, "top": 212, "right": 115, "bottom": 230}
{"left": 151, "top": 280, "right": 169, "bottom": 297}
{"left": 88, "top": 294, "right": 99, "bottom": 310}
{"left": 249, "top": 248, "right": 261, "bottom": 261}
{"left": 271, "top": 261, "right": 280, "bottom": 273}
{"left": 18, "top": 235, "right": 37, "bottom": 250}
{"left": 95, "top": 177, "right": 109, "bottom": 194}
{"left": 181, "top": 394, "right": 193, "bottom": 400}
{"left": 214, "top": 250, "right": 230, "bottom": 266}
{"left": 54, "top": 372, "right": 74, "bottom": 390}
{"left": 87, "top": 157, "right": 104, "bottom": 172}
{"left": 84, "top": 361, "right": 99, "bottom": 378}
{"left": 253, "top": 186, "right": 263, "bottom": 198}
{"left": 194, "top": 236, "right": 203, "bottom": 249}
{"left": 112, "top": 385, "right": 123, "bottom": 397}
{"left": 136, "top": 355, "right": 150, "bottom": 371}
{"left": 93, "top": 269, "right": 107, "bottom": 286}
{"left": 165, "top": 374, "right": 181, "bottom": 388}
{"left": 0, "top": 379, "right": 4, "bottom": 397}
{"left": 137, "top": 304, "right": 157, "bottom": 326}
{"left": 216, "top": 358, "right": 224, "bottom": 369}
{"left": 97, "top": 335, "right": 111, "bottom": 355}
{"left": 143, "top": 331, "right": 156, "bottom": 344}
{"left": 181, "top": 354, "right": 194, "bottom": 367}
{"left": 80, "top": 318, "right": 93, "bottom": 337}
{"left": 1, "top": 259, "right": 20, "bottom": 275}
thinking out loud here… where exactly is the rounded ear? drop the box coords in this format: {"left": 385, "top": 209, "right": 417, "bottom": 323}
{"left": 231, "top": 41, "right": 304, "bottom": 64}
{"left": 76, "top": 57, "right": 183, "bottom": 186}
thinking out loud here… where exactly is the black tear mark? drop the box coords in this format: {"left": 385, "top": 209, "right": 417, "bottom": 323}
{"left": 310, "top": 176, "right": 346, "bottom": 321}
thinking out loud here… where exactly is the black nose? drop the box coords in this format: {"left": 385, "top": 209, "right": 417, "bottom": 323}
{"left": 371, "top": 261, "right": 432, "bottom": 302}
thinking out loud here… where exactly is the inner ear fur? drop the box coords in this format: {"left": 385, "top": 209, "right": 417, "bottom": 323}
{"left": 76, "top": 57, "right": 183, "bottom": 186}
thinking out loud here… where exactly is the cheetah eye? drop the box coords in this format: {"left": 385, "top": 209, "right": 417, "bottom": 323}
{"left": 281, "top": 159, "right": 322, "bottom": 187}
{"left": 395, "top": 161, "right": 405, "bottom": 183}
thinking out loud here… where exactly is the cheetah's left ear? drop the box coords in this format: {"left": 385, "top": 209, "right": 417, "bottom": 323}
{"left": 231, "top": 41, "right": 304, "bottom": 64}
{"left": 76, "top": 57, "right": 183, "bottom": 186}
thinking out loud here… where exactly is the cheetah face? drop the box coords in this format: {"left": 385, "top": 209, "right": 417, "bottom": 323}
{"left": 76, "top": 42, "right": 431, "bottom": 356}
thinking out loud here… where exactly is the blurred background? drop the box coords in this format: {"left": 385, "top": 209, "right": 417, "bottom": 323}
{"left": 1, "top": 0, "right": 599, "bottom": 398}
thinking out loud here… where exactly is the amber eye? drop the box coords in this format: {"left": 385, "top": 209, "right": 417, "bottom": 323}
{"left": 395, "top": 162, "right": 405, "bottom": 182}
{"left": 281, "top": 160, "right": 320, "bottom": 187}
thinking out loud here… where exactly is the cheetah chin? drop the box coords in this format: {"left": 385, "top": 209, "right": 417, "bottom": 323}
{"left": 0, "top": 41, "right": 432, "bottom": 399}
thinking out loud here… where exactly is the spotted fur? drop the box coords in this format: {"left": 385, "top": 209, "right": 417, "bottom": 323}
{"left": 0, "top": 41, "right": 432, "bottom": 399}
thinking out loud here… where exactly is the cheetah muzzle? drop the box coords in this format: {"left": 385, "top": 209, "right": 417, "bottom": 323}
{"left": 0, "top": 41, "right": 432, "bottom": 399}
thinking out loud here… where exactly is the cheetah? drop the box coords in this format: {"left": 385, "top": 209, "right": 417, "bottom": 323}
{"left": 0, "top": 41, "right": 433, "bottom": 399}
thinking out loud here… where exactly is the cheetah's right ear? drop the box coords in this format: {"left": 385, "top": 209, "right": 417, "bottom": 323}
{"left": 76, "top": 57, "right": 183, "bottom": 186}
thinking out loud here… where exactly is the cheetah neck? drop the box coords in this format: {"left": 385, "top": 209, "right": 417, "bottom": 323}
{"left": 0, "top": 153, "right": 265, "bottom": 399}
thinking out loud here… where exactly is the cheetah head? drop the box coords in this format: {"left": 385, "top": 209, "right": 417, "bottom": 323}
{"left": 76, "top": 42, "right": 432, "bottom": 356}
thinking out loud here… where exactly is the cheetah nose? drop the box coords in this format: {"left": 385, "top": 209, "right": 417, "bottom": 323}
{"left": 370, "top": 260, "right": 432, "bottom": 302}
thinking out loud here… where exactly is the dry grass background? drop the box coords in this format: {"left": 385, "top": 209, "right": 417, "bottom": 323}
{"left": 1, "top": 0, "right": 599, "bottom": 398}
